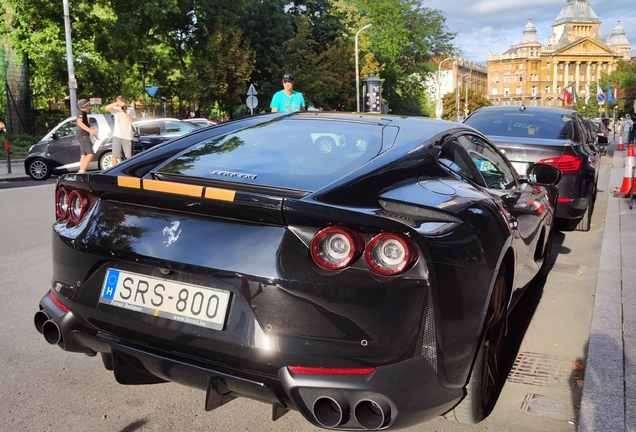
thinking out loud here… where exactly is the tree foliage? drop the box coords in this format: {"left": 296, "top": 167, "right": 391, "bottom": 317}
{"left": 1, "top": 0, "right": 458, "bottom": 118}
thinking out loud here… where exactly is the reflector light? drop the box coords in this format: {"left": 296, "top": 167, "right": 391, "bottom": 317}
{"left": 49, "top": 291, "right": 69, "bottom": 313}
{"left": 365, "top": 233, "right": 417, "bottom": 276}
{"left": 557, "top": 197, "right": 574, "bottom": 203}
{"left": 55, "top": 187, "right": 70, "bottom": 220}
{"left": 288, "top": 366, "right": 377, "bottom": 375}
{"left": 68, "top": 190, "right": 89, "bottom": 224}
{"left": 310, "top": 227, "right": 364, "bottom": 270}
{"left": 538, "top": 154, "right": 581, "bottom": 173}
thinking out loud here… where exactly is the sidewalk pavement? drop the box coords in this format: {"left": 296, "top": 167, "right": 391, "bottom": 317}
{"left": 578, "top": 147, "right": 635, "bottom": 432}
{"left": 2, "top": 144, "right": 635, "bottom": 430}
{"left": 0, "top": 159, "right": 30, "bottom": 181}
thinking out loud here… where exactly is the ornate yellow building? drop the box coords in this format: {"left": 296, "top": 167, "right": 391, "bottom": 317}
{"left": 487, "top": 0, "right": 631, "bottom": 108}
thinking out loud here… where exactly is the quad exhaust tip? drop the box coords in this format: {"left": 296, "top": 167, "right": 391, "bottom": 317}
{"left": 42, "top": 320, "right": 63, "bottom": 345}
{"left": 312, "top": 395, "right": 350, "bottom": 428}
{"left": 34, "top": 310, "right": 49, "bottom": 334}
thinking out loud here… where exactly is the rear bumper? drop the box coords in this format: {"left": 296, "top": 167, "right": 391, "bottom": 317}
{"left": 36, "top": 292, "right": 462, "bottom": 430}
{"left": 555, "top": 196, "right": 589, "bottom": 220}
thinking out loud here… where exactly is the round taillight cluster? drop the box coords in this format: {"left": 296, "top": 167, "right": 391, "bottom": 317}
{"left": 56, "top": 187, "right": 90, "bottom": 225}
{"left": 310, "top": 227, "right": 417, "bottom": 276}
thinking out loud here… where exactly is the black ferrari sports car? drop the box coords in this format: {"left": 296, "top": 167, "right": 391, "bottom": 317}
{"left": 34, "top": 112, "right": 561, "bottom": 430}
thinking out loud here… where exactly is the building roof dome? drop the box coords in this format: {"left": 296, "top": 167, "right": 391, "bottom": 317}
{"left": 609, "top": 19, "right": 630, "bottom": 46}
{"left": 553, "top": 0, "right": 599, "bottom": 25}
{"left": 520, "top": 17, "right": 541, "bottom": 45}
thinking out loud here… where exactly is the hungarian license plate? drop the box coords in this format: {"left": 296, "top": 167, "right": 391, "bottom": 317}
{"left": 511, "top": 162, "right": 528, "bottom": 176}
{"left": 99, "top": 269, "right": 231, "bottom": 330}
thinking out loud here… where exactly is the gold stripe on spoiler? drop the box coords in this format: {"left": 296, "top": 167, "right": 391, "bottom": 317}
{"left": 117, "top": 177, "right": 235, "bottom": 202}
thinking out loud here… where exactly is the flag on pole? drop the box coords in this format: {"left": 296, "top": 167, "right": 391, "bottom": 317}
{"left": 607, "top": 82, "right": 613, "bottom": 104}
{"left": 596, "top": 83, "right": 603, "bottom": 97}
{"left": 585, "top": 83, "right": 590, "bottom": 105}
{"left": 563, "top": 87, "right": 572, "bottom": 105}
{"left": 615, "top": 82, "right": 619, "bottom": 101}
{"left": 572, "top": 87, "right": 579, "bottom": 104}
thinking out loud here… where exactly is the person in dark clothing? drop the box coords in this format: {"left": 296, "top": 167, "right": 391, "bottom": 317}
{"left": 76, "top": 99, "right": 99, "bottom": 173}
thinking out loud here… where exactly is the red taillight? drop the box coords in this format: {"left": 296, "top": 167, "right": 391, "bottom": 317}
{"left": 55, "top": 187, "right": 70, "bottom": 219}
{"left": 56, "top": 188, "right": 92, "bottom": 225}
{"left": 288, "top": 366, "right": 377, "bottom": 375}
{"left": 558, "top": 197, "right": 573, "bottom": 203}
{"left": 310, "top": 227, "right": 364, "bottom": 270}
{"left": 49, "top": 291, "right": 69, "bottom": 313}
{"left": 68, "top": 190, "right": 89, "bottom": 224}
{"left": 538, "top": 154, "right": 582, "bottom": 174}
{"left": 365, "top": 233, "right": 417, "bottom": 276}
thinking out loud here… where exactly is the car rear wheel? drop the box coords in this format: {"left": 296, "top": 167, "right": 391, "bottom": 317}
{"left": 574, "top": 202, "right": 592, "bottom": 232}
{"left": 450, "top": 266, "right": 507, "bottom": 423}
{"left": 99, "top": 151, "right": 113, "bottom": 170}
{"left": 27, "top": 158, "right": 51, "bottom": 181}
{"left": 315, "top": 137, "right": 335, "bottom": 154}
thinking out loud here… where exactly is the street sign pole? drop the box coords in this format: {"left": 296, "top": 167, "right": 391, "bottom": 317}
{"left": 246, "top": 84, "right": 258, "bottom": 115}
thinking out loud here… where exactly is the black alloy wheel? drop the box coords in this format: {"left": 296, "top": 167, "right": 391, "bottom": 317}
{"left": 450, "top": 266, "right": 507, "bottom": 423}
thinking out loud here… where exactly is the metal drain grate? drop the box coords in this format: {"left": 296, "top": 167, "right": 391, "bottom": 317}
{"left": 507, "top": 352, "right": 577, "bottom": 387}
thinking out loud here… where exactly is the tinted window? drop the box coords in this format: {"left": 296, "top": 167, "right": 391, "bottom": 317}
{"left": 466, "top": 111, "right": 577, "bottom": 140}
{"left": 56, "top": 120, "right": 77, "bottom": 137}
{"left": 137, "top": 123, "right": 163, "bottom": 136}
{"left": 156, "top": 118, "right": 382, "bottom": 190}
{"left": 458, "top": 135, "right": 517, "bottom": 190}
{"left": 165, "top": 121, "right": 197, "bottom": 136}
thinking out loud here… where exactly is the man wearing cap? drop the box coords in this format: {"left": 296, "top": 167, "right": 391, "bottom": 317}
{"left": 105, "top": 95, "right": 134, "bottom": 165}
{"left": 76, "top": 98, "right": 99, "bottom": 173}
{"left": 270, "top": 73, "right": 306, "bottom": 112}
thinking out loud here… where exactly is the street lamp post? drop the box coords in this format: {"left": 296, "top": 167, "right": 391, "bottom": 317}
{"left": 456, "top": 73, "right": 468, "bottom": 122}
{"left": 436, "top": 57, "right": 452, "bottom": 119}
{"left": 355, "top": 23, "right": 373, "bottom": 112}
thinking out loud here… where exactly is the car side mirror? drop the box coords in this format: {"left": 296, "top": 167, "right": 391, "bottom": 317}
{"left": 527, "top": 163, "right": 562, "bottom": 186}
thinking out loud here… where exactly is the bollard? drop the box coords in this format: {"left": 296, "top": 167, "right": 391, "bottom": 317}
{"left": 4, "top": 140, "right": 10, "bottom": 174}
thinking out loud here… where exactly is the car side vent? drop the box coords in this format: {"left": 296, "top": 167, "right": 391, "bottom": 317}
{"left": 421, "top": 304, "right": 437, "bottom": 372}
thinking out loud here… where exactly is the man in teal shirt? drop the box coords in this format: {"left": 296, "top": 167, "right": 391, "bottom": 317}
{"left": 270, "top": 73, "right": 306, "bottom": 112}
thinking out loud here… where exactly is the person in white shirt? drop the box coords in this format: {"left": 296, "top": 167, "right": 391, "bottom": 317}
{"left": 105, "top": 95, "right": 134, "bottom": 165}
{"left": 622, "top": 114, "right": 634, "bottom": 144}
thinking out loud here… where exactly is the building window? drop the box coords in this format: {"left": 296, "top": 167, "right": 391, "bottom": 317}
{"left": 602, "top": 64, "right": 607, "bottom": 70}
{"left": 591, "top": 64, "right": 596, "bottom": 70}
{"left": 504, "top": 88, "right": 510, "bottom": 97}
{"left": 532, "top": 86, "right": 537, "bottom": 95}
{"left": 569, "top": 74, "right": 574, "bottom": 81}
{"left": 559, "top": 63, "right": 564, "bottom": 70}
{"left": 557, "top": 86, "right": 561, "bottom": 94}
{"left": 516, "top": 86, "right": 522, "bottom": 94}
{"left": 545, "top": 86, "right": 551, "bottom": 94}
{"left": 493, "top": 88, "right": 499, "bottom": 95}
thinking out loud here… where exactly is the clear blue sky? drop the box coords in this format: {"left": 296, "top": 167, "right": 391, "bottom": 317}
{"left": 422, "top": 0, "right": 636, "bottom": 64}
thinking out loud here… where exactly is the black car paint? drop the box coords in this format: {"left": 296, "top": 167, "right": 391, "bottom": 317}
{"left": 35, "top": 112, "right": 556, "bottom": 430}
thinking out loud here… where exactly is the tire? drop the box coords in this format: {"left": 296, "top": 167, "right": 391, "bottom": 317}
{"left": 27, "top": 158, "right": 51, "bottom": 181}
{"left": 539, "top": 227, "right": 554, "bottom": 279}
{"left": 99, "top": 151, "right": 113, "bottom": 170}
{"left": 574, "top": 200, "right": 592, "bottom": 232}
{"left": 450, "top": 267, "right": 507, "bottom": 424}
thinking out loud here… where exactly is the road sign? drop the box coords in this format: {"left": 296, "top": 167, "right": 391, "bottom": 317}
{"left": 247, "top": 84, "right": 257, "bottom": 95}
{"left": 429, "top": 86, "right": 436, "bottom": 95}
{"left": 597, "top": 93, "right": 606, "bottom": 103}
{"left": 246, "top": 95, "right": 258, "bottom": 109}
{"left": 89, "top": 98, "right": 102, "bottom": 105}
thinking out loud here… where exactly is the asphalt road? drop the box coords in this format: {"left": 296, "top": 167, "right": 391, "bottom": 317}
{"left": 0, "top": 157, "right": 609, "bottom": 432}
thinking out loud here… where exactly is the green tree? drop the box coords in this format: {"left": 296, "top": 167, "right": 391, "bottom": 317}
{"left": 441, "top": 89, "right": 491, "bottom": 121}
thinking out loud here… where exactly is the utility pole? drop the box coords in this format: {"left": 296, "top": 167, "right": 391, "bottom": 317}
{"left": 63, "top": 0, "right": 77, "bottom": 116}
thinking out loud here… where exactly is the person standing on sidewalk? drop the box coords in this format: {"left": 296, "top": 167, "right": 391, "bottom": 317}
{"left": 76, "top": 99, "right": 99, "bottom": 173}
{"left": 105, "top": 95, "right": 134, "bottom": 165}
{"left": 622, "top": 114, "right": 634, "bottom": 145}
{"left": 270, "top": 73, "right": 306, "bottom": 113}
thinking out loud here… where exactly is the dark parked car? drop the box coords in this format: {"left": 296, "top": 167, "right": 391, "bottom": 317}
{"left": 464, "top": 105, "right": 599, "bottom": 231}
{"left": 590, "top": 118, "right": 610, "bottom": 155}
{"left": 24, "top": 130, "right": 144, "bottom": 181}
{"left": 34, "top": 112, "right": 561, "bottom": 430}
{"left": 133, "top": 118, "right": 199, "bottom": 149}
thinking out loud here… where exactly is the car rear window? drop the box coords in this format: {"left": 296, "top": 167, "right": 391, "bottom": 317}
{"left": 155, "top": 118, "right": 382, "bottom": 191}
{"left": 466, "top": 111, "right": 577, "bottom": 140}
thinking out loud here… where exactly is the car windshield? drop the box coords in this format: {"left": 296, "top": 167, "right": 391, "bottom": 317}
{"left": 155, "top": 118, "right": 382, "bottom": 191}
{"left": 466, "top": 111, "right": 576, "bottom": 140}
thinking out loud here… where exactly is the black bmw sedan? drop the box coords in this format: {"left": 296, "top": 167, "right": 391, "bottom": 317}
{"left": 464, "top": 105, "right": 600, "bottom": 231}
{"left": 34, "top": 112, "right": 561, "bottom": 430}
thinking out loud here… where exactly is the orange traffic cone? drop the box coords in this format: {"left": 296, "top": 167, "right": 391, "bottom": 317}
{"left": 618, "top": 131, "right": 626, "bottom": 151}
{"left": 619, "top": 144, "right": 636, "bottom": 194}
